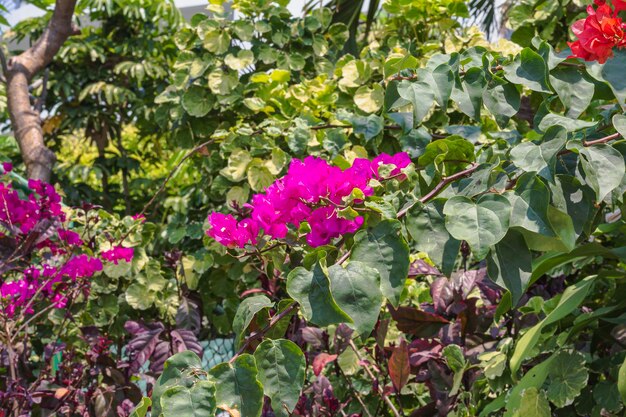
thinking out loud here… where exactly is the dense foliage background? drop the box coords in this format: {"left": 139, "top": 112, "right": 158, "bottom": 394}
{"left": 3, "top": 0, "right": 626, "bottom": 416}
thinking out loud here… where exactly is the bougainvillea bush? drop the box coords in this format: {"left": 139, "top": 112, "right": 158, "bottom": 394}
{"left": 4, "top": 0, "right": 626, "bottom": 416}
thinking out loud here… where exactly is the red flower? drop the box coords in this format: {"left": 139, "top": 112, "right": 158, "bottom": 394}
{"left": 611, "top": 0, "right": 626, "bottom": 13}
{"left": 568, "top": 4, "right": 626, "bottom": 63}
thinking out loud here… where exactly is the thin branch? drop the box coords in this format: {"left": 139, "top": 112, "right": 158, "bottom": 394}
{"left": 229, "top": 302, "right": 299, "bottom": 364}
{"left": 348, "top": 340, "right": 402, "bottom": 417}
{"left": 136, "top": 139, "right": 215, "bottom": 218}
{"left": 558, "top": 132, "right": 621, "bottom": 156}
{"left": 397, "top": 163, "right": 480, "bottom": 219}
{"left": 583, "top": 132, "right": 621, "bottom": 147}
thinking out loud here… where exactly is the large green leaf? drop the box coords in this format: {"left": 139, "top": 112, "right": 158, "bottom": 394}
{"left": 152, "top": 351, "right": 204, "bottom": 417}
{"left": 503, "top": 48, "right": 551, "bottom": 93}
{"left": 516, "top": 387, "right": 551, "bottom": 417}
{"left": 286, "top": 262, "right": 352, "bottom": 326}
{"left": 510, "top": 126, "right": 566, "bottom": 182}
{"left": 443, "top": 194, "right": 511, "bottom": 259}
{"left": 587, "top": 48, "right": 626, "bottom": 110}
{"left": 430, "top": 64, "right": 454, "bottom": 109}
{"left": 545, "top": 350, "right": 588, "bottom": 407}
{"left": 451, "top": 67, "right": 487, "bottom": 120}
{"left": 405, "top": 199, "right": 460, "bottom": 276}
{"left": 129, "top": 397, "right": 151, "bottom": 417}
{"left": 487, "top": 229, "right": 532, "bottom": 305}
{"left": 220, "top": 149, "right": 253, "bottom": 182}
{"left": 350, "top": 219, "right": 410, "bottom": 306}
{"left": 613, "top": 114, "right": 626, "bottom": 138}
{"left": 210, "top": 354, "right": 264, "bottom": 417}
{"left": 254, "top": 339, "right": 306, "bottom": 417}
{"left": 182, "top": 85, "right": 215, "bottom": 117}
{"left": 510, "top": 276, "right": 595, "bottom": 374}
{"left": 508, "top": 173, "right": 555, "bottom": 237}
{"left": 550, "top": 175, "right": 594, "bottom": 237}
{"left": 161, "top": 381, "right": 217, "bottom": 417}
{"left": 571, "top": 143, "right": 626, "bottom": 202}
{"left": 537, "top": 113, "right": 596, "bottom": 133}
{"left": 483, "top": 80, "right": 520, "bottom": 127}
{"left": 232, "top": 295, "right": 274, "bottom": 349}
{"left": 500, "top": 353, "right": 558, "bottom": 417}
{"left": 328, "top": 262, "right": 383, "bottom": 336}
{"left": 397, "top": 80, "right": 435, "bottom": 125}
{"left": 549, "top": 67, "right": 594, "bottom": 118}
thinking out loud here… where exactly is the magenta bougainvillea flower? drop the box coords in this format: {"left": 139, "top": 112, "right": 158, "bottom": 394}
{"left": 100, "top": 246, "right": 135, "bottom": 264}
{"left": 58, "top": 229, "right": 84, "bottom": 247}
{"left": 207, "top": 152, "right": 411, "bottom": 248}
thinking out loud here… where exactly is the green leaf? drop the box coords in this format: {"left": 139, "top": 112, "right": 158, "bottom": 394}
{"left": 614, "top": 114, "right": 626, "bottom": 138}
{"left": 350, "top": 219, "right": 410, "bottom": 306}
{"left": 152, "top": 351, "right": 204, "bottom": 417}
{"left": 502, "top": 353, "right": 557, "bottom": 417}
{"left": 431, "top": 64, "right": 454, "bottom": 109}
{"left": 161, "top": 381, "right": 217, "bottom": 417}
{"left": 516, "top": 387, "right": 551, "bottom": 417}
{"left": 618, "top": 355, "right": 626, "bottom": 405}
{"left": 405, "top": 199, "right": 460, "bottom": 276}
{"left": 587, "top": 48, "right": 626, "bottom": 110}
{"left": 483, "top": 82, "right": 520, "bottom": 127}
{"left": 129, "top": 397, "right": 151, "bottom": 417}
{"left": 503, "top": 48, "right": 551, "bottom": 93}
{"left": 383, "top": 54, "right": 418, "bottom": 78}
{"left": 125, "top": 282, "right": 155, "bottom": 310}
{"left": 510, "top": 126, "right": 567, "bottom": 181}
{"left": 537, "top": 113, "right": 596, "bottom": 133}
{"left": 247, "top": 159, "right": 274, "bottom": 192}
{"left": 574, "top": 143, "right": 626, "bottom": 201}
{"left": 550, "top": 67, "right": 594, "bottom": 118}
{"left": 397, "top": 80, "right": 434, "bottom": 125}
{"left": 232, "top": 295, "right": 274, "bottom": 349}
{"left": 328, "top": 262, "right": 383, "bottom": 336}
{"left": 182, "top": 86, "right": 215, "bottom": 117}
{"left": 225, "top": 50, "right": 254, "bottom": 71}
{"left": 443, "top": 344, "right": 465, "bottom": 373}
{"left": 254, "top": 339, "right": 306, "bottom": 417}
{"left": 286, "top": 262, "right": 352, "bottom": 326}
{"left": 348, "top": 114, "right": 384, "bottom": 141}
{"left": 220, "top": 149, "right": 252, "bottom": 182}
{"left": 451, "top": 67, "right": 487, "bottom": 120}
{"left": 508, "top": 173, "right": 555, "bottom": 237}
{"left": 510, "top": 276, "right": 595, "bottom": 374}
{"left": 443, "top": 344, "right": 466, "bottom": 396}
{"left": 418, "top": 136, "right": 475, "bottom": 173}
{"left": 545, "top": 351, "right": 588, "bottom": 407}
{"left": 354, "top": 84, "right": 384, "bottom": 113}
{"left": 487, "top": 229, "right": 532, "bottom": 305}
{"left": 443, "top": 194, "right": 511, "bottom": 260}
{"left": 203, "top": 30, "right": 230, "bottom": 54}
{"left": 210, "top": 354, "right": 264, "bottom": 417}
{"left": 550, "top": 175, "right": 595, "bottom": 237}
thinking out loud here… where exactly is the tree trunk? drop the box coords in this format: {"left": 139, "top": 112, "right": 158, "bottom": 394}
{"left": 5, "top": 0, "right": 79, "bottom": 182}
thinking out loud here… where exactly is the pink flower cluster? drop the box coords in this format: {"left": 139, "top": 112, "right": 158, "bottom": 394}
{"left": 1, "top": 256, "right": 103, "bottom": 316}
{"left": 207, "top": 153, "right": 411, "bottom": 248}
{"left": 0, "top": 178, "right": 64, "bottom": 235}
{"left": 101, "top": 246, "right": 135, "bottom": 264}
{"left": 0, "top": 170, "right": 134, "bottom": 317}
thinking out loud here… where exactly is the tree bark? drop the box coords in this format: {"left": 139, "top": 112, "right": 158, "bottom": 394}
{"left": 5, "top": 0, "right": 79, "bottom": 182}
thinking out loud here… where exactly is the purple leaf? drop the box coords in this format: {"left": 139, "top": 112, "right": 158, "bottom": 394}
{"left": 388, "top": 304, "right": 449, "bottom": 338}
